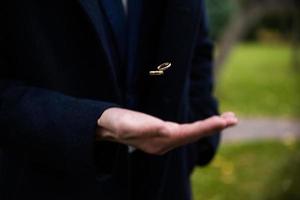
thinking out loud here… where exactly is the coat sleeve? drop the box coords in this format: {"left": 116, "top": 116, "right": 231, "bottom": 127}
{"left": 189, "top": 0, "right": 221, "bottom": 166}
{"left": 0, "top": 5, "right": 119, "bottom": 176}
{"left": 0, "top": 79, "right": 118, "bottom": 175}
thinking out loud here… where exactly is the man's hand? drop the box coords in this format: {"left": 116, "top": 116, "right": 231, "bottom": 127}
{"left": 96, "top": 108, "right": 237, "bottom": 155}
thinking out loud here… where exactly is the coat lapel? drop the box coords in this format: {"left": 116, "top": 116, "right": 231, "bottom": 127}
{"left": 99, "top": 0, "right": 127, "bottom": 61}
{"left": 77, "top": 0, "right": 122, "bottom": 100}
{"left": 77, "top": 0, "right": 114, "bottom": 67}
{"left": 126, "top": 0, "right": 143, "bottom": 91}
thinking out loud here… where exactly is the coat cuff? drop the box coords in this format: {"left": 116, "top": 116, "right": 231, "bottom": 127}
{"left": 62, "top": 99, "right": 118, "bottom": 176}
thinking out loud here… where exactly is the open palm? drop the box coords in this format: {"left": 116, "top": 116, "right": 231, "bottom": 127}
{"left": 97, "top": 108, "right": 237, "bottom": 155}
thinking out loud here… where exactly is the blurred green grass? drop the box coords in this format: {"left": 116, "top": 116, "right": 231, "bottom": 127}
{"left": 192, "top": 44, "right": 300, "bottom": 200}
{"left": 192, "top": 140, "right": 300, "bottom": 200}
{"left": 215, "top": 43, "right": 300, "bottom": 118}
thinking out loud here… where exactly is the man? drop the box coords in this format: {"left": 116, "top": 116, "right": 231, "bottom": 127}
{"left": 0, "top": 0, "right": 237, "bottom": 200}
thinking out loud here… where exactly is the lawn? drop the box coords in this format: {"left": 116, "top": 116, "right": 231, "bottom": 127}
{"left": 191, "top": 140, "right": 300, "bottom": 200}
{"left": 215, "top": 43, "right": 300, "bottom": 118}
{"left": 191, "top": 43, "right": 300, "bottom": 200}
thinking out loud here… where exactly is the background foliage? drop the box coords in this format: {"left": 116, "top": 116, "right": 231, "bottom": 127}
{"left": 191, "top": 0, "right": 300, "bottom": 199}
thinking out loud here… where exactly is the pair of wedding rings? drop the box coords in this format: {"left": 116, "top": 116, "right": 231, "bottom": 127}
{"left": 149, "top": 62, "right": 172, "bottom": 76}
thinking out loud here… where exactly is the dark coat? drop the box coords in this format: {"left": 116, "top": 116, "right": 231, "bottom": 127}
{"left": 0, "top": 0, "right": 220, "bottom": 199}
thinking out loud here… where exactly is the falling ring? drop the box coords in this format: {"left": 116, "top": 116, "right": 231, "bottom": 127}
{"left": 157, "top": 62, "right": 171, "bottom": 71}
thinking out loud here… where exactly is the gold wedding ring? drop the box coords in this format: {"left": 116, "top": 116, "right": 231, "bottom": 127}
{"left": 149, "top": 62, "right": 172, "bottom": 76}
{"left": 149, "top": 70, "right": 164, "bottom": 76}
{"left": 157, "top": 62, "right": 171, "bottom": 71}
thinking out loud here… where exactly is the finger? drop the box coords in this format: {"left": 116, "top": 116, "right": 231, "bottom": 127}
{"left": 221, "top": 112, "right": 235, "bottom": 118}
{"left": 189, "top": 116, "right": 227, "bottom": 133}
{"left": 221, "top": 112, "right": 238, "bottom": 127}
{"left": 224, "top": 117, "right": 238, "bottom": 127}
{"left": 173, "top": 116, "right": 227, "bottom": 145}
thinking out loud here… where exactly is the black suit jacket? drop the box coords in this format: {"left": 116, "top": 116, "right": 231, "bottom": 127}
{"left": 0, "top": 0, "right": 220, "bottom": 199}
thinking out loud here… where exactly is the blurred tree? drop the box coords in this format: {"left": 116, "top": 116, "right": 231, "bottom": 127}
{"left": 211, "top": 0, "right": 296, "bottom": 73}
{"left": 291, "top": 0, "right": 300, "bottom": 71}
{"left": 205, "top": 0, "right": 236, "bottom": 40}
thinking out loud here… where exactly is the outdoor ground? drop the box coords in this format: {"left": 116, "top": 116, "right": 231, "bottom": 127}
{"left": 191, "top": 42, "right": 300, "bottom": 200}
{"left": 192, "top": 141, "right": 300, "bottom": 200}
